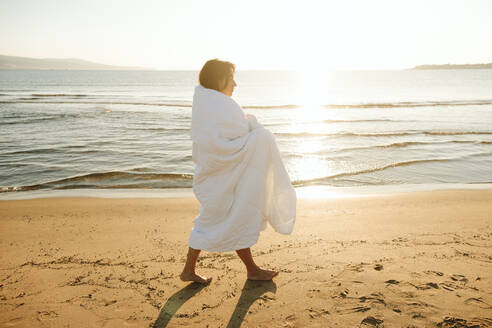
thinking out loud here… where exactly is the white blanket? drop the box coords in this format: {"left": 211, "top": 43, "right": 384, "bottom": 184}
{"left": 189, "top": 85, "right": 296, "bottom": 252}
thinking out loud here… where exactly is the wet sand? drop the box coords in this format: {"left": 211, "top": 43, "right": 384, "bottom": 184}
{"left": 0, "top": 190, "right": 491, "bottom": 327}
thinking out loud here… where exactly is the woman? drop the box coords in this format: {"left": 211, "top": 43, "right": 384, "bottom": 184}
{"left": 180, "top": 59, "right": 296, "bottom": 284}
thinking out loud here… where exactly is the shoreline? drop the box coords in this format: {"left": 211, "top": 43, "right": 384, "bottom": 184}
{"left": 1, "top": 182, "right": 492, "bottom": 200}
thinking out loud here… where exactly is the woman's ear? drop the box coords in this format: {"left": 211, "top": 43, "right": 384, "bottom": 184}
{"left": 219, "top": 77, "right": 226, "bottom": 91}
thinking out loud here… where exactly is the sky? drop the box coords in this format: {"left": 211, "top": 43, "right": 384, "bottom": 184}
{"left": 1, "top": 0, "right": 492, "bottom": 70}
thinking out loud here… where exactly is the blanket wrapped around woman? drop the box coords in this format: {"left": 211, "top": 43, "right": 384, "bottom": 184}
{"left": 189, "top": 85, "right": 296, "bottom": 252}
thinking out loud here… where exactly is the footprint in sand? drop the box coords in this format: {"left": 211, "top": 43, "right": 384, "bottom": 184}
{"left": 361, "top": 316, "right": 384, "bottom": 327}
{"left": 436, "top": 316, "right": 492, "bottom": 328}
{"left": 373, "top": 264, "right": 383, "bottom": 271}
{"left": 350, "top": 306, "right": 371, "bottom": 313}
{"left": 37, "top": 310, "right": 58, "bottom": 320}
{"left": 426, "top": 282, "right": 439, "bottom": 289}
{"left": 412, "top": 312, "right": 425, "bottom": 319}
{"left": 347, "top": 263, "right": 365, "bottom": 272}
{"left": 409, "top": 282, "right": 440, "bottom": 290}
{"left": 306, "top": 308, "right": 330, "bottom": 319}
{"left": 335, "top": 304, "right": 372, "bottom": 315}
{"left": 464, "top": 297, "right": 492, "bottom": 309}
{"left": 439, "top": 281, "right": 458, "bottom": 291}
{"left": 284, "top": 313, "right": 296, "bottom": 325}
{"left": 450, "top": 274, "right": 468, "bottom": 283}
{"left": 338, "top": 288, "right": 349, "bottom": 298}
{"left": 359, "top": 293, "right": 386, "bottom": 306}
{"left": 424, "top": 270, "right": 444, "bottom": 276}
{"left": 405, "top": 300, "right": 437, "bottom": 309}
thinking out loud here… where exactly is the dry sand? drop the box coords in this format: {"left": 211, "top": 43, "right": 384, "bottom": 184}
{"left": 0, "top": 190, "right": 491, "bottom": 327}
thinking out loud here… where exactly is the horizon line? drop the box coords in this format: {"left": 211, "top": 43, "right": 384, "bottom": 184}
{"left": 1, "top": 53, "right": 492, "bottom": 71}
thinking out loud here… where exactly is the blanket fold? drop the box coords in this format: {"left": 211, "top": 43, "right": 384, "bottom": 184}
{"left": 189, "top": 85, "right": 296, "bottom": 252}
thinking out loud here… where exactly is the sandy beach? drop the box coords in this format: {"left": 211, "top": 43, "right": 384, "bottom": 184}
{"left": 0, "top": 189, "right": 491, "bottom": 327}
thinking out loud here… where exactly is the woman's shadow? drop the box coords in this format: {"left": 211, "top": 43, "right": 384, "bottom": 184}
{"left": 152, "top": 282, "right": 206, "bottom": 327}
{"left": 152, "top": 280, "right": 276, "bottom": 328}
{"left": 226, "top": 280, "right": 277, "bottom": 328}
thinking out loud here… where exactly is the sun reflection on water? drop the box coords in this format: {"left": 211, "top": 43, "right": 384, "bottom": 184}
{"left": 284, "top": 70, "right": 344, "bottom": 186}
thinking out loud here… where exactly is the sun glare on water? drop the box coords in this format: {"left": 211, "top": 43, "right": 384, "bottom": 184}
{"left": 297, "top": 69, "right": 327, "bottom": 117}
{"left": 284, "top": 69, "right": 344, "bottom": 186}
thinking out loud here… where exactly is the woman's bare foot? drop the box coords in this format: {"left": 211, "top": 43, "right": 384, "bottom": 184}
{"left": 247, "top": 267, "right": 279, "bottom": 281}
{"left": 180, "top": 271, "right": 212, "bottom": 284}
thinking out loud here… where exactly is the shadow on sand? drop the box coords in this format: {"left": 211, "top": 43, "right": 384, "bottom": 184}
{"left": 152, "top": 282, "right": 207, "bottom": 328}
{"left": 226, "top": 280, "right": 277, "bottom": 328}
{"left": 152, "top": 280, "right": 277, "bottom": 328}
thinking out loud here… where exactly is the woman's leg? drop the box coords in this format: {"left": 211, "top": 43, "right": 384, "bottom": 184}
{"left": 236, "top": 248, "right": 279, "bottom": 280}
{"left": 180, "top": 247, "right": 212, "bottom": 284}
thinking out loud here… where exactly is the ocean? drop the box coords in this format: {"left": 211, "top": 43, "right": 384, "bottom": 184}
{"left": 1, "top": 69, "right": 492, "bottom": 195}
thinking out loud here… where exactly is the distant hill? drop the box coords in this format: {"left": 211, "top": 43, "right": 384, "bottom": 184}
{"left": 0, "top": 54, "right": 153, "bottom": 70}
{"left": 412, "top": 63, "right": 492, "bottom": 70}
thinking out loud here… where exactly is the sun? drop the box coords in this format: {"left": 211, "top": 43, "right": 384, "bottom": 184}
{"left": 299, "top": 70, "right": 324, "bottom": 108}
{"left": 292, "top": 67, "right": 333, "bottom": 124}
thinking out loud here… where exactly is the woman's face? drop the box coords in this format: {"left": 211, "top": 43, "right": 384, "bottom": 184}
{"left": 220, "top": 69, "right": 237, "bottom": 97}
